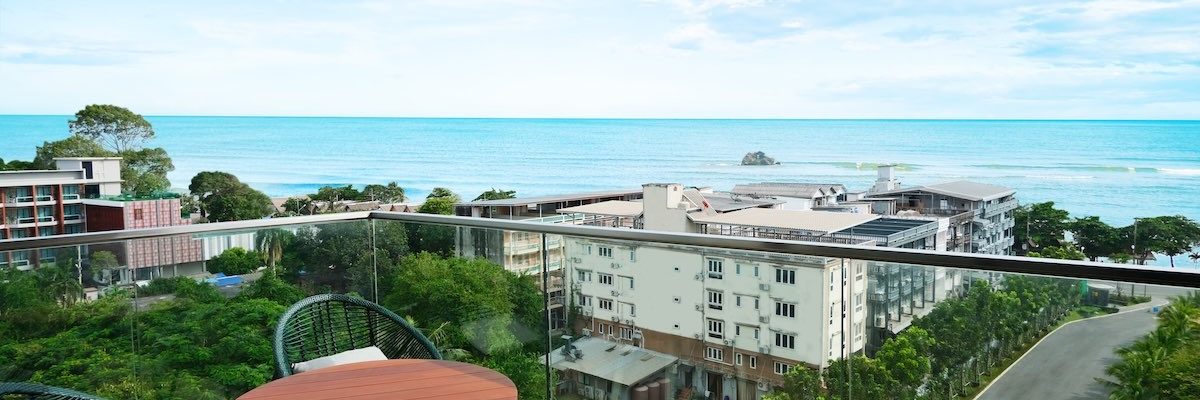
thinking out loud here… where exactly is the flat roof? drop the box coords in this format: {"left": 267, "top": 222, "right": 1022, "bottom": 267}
{"left": 549, "top": 337, "right": 677, "bottom": 386}
{"left": 457, "top": 189, "right": 642, "bottom": 207}
{"left": 689, "top": 208, "right": 879, "bottom": 233}
{"left": 557, "top": 200, "right": 644, "bottom": 217}
{"left": 701, "top": 192, "right": 784, "bottom": 212}
{"left": 876, "top": 181, "right": 1015, "bottom": 202}
{"left": 54, "top": 157, "right": 123, "bottom": 160}
{"left": 730, "top": 182, "right": 847, "bottom": 199}
{"left": 834, "top": 218, "right": 932, "bottom": 237}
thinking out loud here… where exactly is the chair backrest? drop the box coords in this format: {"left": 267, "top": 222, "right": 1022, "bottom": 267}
{"left": 0, "top": 382, "right": 104, "bottom": 400}
{"left": 273, "top": 294, "right": 441, "bottom": 376}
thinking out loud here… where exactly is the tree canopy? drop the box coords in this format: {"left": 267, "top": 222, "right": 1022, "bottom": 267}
{"left": 361, "top": 182, "right": 406, "bottom": 203}
{"left": 473, "top": 188, "right": 516, "bottom": 201}
{"left": 207, "top": 248, "right": 263, "bottom": 275}
{"left": 1070, "top": 216, "right": 1122, "bottom": 261}
{"left": 68, "top": 104, "right": 155, "bottom": 153}
{"left": 1013, "top": 202, "right": 1070, "bottom": 254}
{"left": 120, "top": 147, "right": 174, "bottom": 196}
{"left": 188, "top": 171, "right": 274, "bottom": 221}
{"left": 33, "top": 135, "right": 111, "bottom": 169}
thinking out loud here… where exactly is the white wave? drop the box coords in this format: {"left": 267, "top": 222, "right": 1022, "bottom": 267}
{"left": 1158, "top": 168, "right": 1200, "bottom": 176}
{"left": 1026, "top": 174, "right": 1095, "bottom": 180}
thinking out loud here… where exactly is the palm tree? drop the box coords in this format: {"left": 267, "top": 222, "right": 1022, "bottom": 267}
{"left": 256, "top": 229, "right": 291, "bottom": 275}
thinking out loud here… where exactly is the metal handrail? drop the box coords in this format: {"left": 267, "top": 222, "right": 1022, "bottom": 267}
{"left": 1, "top": 210, "right": 1198, "bottom": 288}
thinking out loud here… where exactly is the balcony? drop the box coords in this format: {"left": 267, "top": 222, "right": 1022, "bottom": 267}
{"left": 0, "top": 211, "right": 1196, "bottom": 400}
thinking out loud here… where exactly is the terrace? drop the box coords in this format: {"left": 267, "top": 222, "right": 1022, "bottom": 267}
{"left": 0, "top": 211, "right": 1197, "bottom": 400}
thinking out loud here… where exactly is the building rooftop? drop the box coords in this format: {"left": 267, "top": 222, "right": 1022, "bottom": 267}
{"left": 834, "top": 218, "right": 932, "bottom": 237}
{"left": 730, "top": 182, "right": 847, "bottom": 199}
{"left": 699, "top": 192, "right": 784, "bottom": 212}
{"left": 557, "top": 200, "right": 644, "bottom": 217}
{"left": 549, "top": 336, "right": 677, "bottom": 387}
{"left": 456, "top": 189, "right": 642, "bottom": 207}
{"left": 875, "top": 180, "right": 1015, "bottom": 202}
{"left": 689, "top": 207, "right": 880, "bottom": 233}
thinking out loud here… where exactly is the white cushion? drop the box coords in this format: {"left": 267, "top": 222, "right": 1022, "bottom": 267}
{"left": 292, "top": 346, "right": 388, "bottom": 373}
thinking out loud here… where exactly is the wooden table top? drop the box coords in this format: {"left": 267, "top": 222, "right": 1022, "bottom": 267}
{"left": 237, "top": 359, "right": 518, "bottom": 400}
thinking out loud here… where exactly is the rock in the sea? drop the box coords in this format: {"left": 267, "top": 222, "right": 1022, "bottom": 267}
{"left": 741, "top": 151, "right": 779, "bottom": 165}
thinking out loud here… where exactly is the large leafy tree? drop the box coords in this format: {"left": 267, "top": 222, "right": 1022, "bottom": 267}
{"left": 32, "top": 135, "right": 112, "bottom": 169}
{"left": 1126, "top": 216, "right": 1200, "bottom": 267}
{"left": 361, "top": 182, "right": 406, "bottom": 203}
{"left": 188, "top": 171, "right": 274, "bottom": 221}
{"left": 1028, "top": 244, "right": 1086, "bottom": 260}
{"left": 68, "top": 104, "right": 155, "bottom": 153}
{"left": 1070, "top": 216, "right": 1122, "bottom": 261}
{"left": 1013, "top": 202, "right": 1070, "bottom": 254}
{"left": 120, "top": 147, "right": 174, "bottom": 196}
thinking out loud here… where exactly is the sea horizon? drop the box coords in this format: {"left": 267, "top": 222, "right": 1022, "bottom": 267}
{"left": 4, "top": 113, "right": 1199, "bottom": 122}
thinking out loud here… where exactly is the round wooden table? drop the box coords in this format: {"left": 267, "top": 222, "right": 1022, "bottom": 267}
{"left": 238, "top": 359, "right": 518, "bottom": 400}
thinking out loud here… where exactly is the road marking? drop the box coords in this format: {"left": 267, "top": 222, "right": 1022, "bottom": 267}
{"left": 972, "top": 301, "right": 1165, "bottom": 400}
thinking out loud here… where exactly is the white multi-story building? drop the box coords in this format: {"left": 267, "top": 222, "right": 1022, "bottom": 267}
{"left": 558, "top": 183, "right": 953, "bottom": 400}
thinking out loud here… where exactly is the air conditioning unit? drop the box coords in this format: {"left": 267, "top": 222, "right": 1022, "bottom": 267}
{"left": 874, "top": 315, "right": 886, "bottom": 326}
{"left": 582, "top": 328, "right": 592, "bottom": 336}
{"left": 611, "top": 262, "right": 621, "bottom": 269}
{"left": 581, "top": 308, "right": 593, "bottom": 316}
{"left": 612, "top": 315, "right": 620, "bottom": 322}
{"left": 694, "top": 304, "right": 702, "bottom": 311}
{"left": 694, "top": 273, "right": 702, "bottom": 281}
{"left": 572, "top": 257, "right": 582, "bottom": 263}
{"left": 722, "top": 339, "right": 732, "bottom": 345}
{"left": 759, "top": 346, "right": 771, "bottom": 354}
{"left": 759, "top": 283, "right": 770, "bottom": 291}
{"left": 611, "top": 290, "right": 620, "bottom": 297}
{"left": 759, "top": 316, "right": 769, "bottom": 323}
{"left": 757, "top": 382, "right": 770, "bottom": 391}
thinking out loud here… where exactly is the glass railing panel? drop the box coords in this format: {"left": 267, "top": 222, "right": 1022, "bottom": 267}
{"left": 372, "top": 220, "right": 554, "bottom": 399}
{"left": 0, "top": 241, "right": 138, "bottom": 398}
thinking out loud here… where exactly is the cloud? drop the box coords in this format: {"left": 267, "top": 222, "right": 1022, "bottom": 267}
{"left": 666, "top": 23, "right": 720, "bottom": 50}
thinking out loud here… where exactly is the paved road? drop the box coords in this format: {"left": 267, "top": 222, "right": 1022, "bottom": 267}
{"left": 976, "top": 303, "right": 1162, "bottom": 400}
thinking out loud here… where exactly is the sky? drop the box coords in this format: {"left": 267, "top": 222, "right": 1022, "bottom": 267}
{"left": 1, "top": 0, "right": 1198, "bottom": 119}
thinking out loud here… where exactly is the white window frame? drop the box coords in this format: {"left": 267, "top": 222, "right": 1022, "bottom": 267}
{"left": 598, "top": 273, "right": 613, "bottom": 286}
{"left": 775, "top": 301, "right": 796, "bottom": 318}
{"left": 707, "top": 258, "right": 724, "bottom": 279}
{"left": 707, "top": 290, "right": 723, "bottom": 310}
{"left": 577, "top": 270, "right": 592, "bottom": 282}
{"left": 620, "top": 275, "right": 634, "bottom": 290}
{"left": 775, "top": 332, "right": 796, "bottom": 349}
{"left": 705, "top": 347, "right": 724, "bottom": 362}
{"left": 735, "top": 353, "right": 743, "bottom": 365}
{"left": 775, "top": 267, "right": 796, "bottom": 285}
{"left": 599, "top": 246, "right": 613, "bottom": 258}
{"left": 577, "top": 294, "right": 592, "bottom": 307}
{"left": 750, "top": 356, "right": 757, "bottom": 369}
{"left": 599, "top": 298, "right": 613, "bottom": 311}
{"left": 621, "top": 327, "right": 634, "bottom": 340}
{"left": 774, "top": 362, "right": 791, "bottom": 375}
{"left": 707, "top": 318, "right": 724, "bottom": 339}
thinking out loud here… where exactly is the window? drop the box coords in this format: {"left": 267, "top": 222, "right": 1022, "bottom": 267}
{"left": 735, "top": 353, "right": 743, "bottom": 365}
{"left": 749, "top": 356, "right": 757, "bottom": 369}
{"left": 735, "top": 295, "right": 742, "bottom": 307}
{"left": 775, "top": 267, "right": 795, "bottom": 284}
{"left": 134, "top": 209, "right": 144, "bottom": 220}
{"left": 707, "top": 290, "right": 723, "bottom": 310}
{"left": 621, "top": 327, "right": 634, "bottom": 340}
{"left": 707, "top": 319, "right": 724, "bottom": 339}
{"left": 577, "top": 294, "right": 592, "bottom": 307}
{"left": 599, "top": 298, "right": 613, "bottom": 311}
{"left": 775, "top": 301, "right": 796, "bottom": 318}
{"left": 735, "top": 325, "right": 741, "bottom": 336}
{"left": 630, "top": 251, "right": 636, "bottom": 262}
{"left": 775, "top": 333, "right": 796, "bottom": 349}
{"left": 754, "top": 265, "right": 760, "bottom": 277}
{"left": 577, "top": 270, "right": 592, "bottom": 282}
{"left": 774, "top": 362, "right": 792, "bottom": 375}
{"left": 735, "top": 264, "right": 741, "bottom": 275}
{"left": 707, "top": 258, "right": 723, "bottom": 279}
{"left": 621, "top": 302, "right": 636, "bottom": 317}
{"left": 753, "top": 328, "right": 760, "bottom": 339}
{"left": 620, "top": 275, "right": 634, "bottom": 290}
{"left": 754, "top": 298, "right": 760, "bottom": 310}
{"left": 599, "top": 246, "right": 613, "bottom": 257}
{"left": 705, "top": 347, "right": 724, "bottom": 361}
{"left": 598, "top": 273, "right": 613, "bottom": 285}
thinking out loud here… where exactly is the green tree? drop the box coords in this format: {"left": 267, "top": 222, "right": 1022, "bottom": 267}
{"left": 119, "top": 147, "right": 174, "bottom": 196}
{"left": 875, "top": 327, "right": 933, "bottom": 390}
{"left": 68, "top": 104, "right": 155, "bottom": 152}
{"left": 426, "top": 187, "right": 459, "bottom": 200}
{"left": 281, "top": 197, "right": 315, "bottom": 215}
{"left": 206, "top": 248, "right": 262, "bottom": 275}
{"left": 473, "top": 188, "right": 516, "bottom": 201}
{"left": 310, "top": 185, "right": 363, "bottom": 203}
{"left": 1070, "top": 216, "right": 1121, "bottom": 261}
{"left": 0, "top": 158, "right": 36, "bottom": 171}
{"left": 255, "top": 229, "right": 293, "bottom": 275}
{"left": 1028, "top": 244, "right": 1086, "bottom": 260}
{"left": 1131, "top": 216, "right": 1200, "bottom": 267}
{"left": 189, "top": 172, "right": 274, "bottom": 221}
{"left": 1014, "top": 202, "right": 1070, "bottom": 254}
{"left": 32, "top": 135, "right": 112, "bottom": 169}
{"left": 361, "top": 182, "right": 406, "bottom": 203}
{"left": 768, "top": 367, "right": 825, "bottom": 400}
{"left": 90, "top": 250, "right": 120, "bottom": 285}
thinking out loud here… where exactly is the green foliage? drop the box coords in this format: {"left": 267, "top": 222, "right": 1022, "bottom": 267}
{"left": 0, "top": 158, "right": 36, "bottom": 171}
{"left": 426, "top": 187, "right": 459, "bottom": 201}
{"left": 118, "top": 147, "right": 174, "bottom": 196}
{"left": 1028, "top": 244, "right": 1087, "bottom": 260}
{"left": 139, "top": 276, "right": 197, "bottom": 296}
{"left": 237, "top": 274, "right": 304, "bottom": 307}
{"left": 1125, "top": 216, "right": 1200, "bottom": 267}
{"left": 418, "top": 197, "right": 457, "bottom": 215}
{"left": 33, "top": 135, "right": 112, "bottom": 169}
{"left": 1070, "top": 216, "right": 1122, "bottom": 261}
{"left": 255, "top": 229, "right": 293, "bottom": 274}
{"left": 280, "top": 197, "right": 315, "bottom": 215}
{"left": 361, "top": 182, "right": 406, "bottom": 203}
{"left": 187, "top": 171, "right": 274, "bottom": 222}
{"left": 1014, "top": 202, "right": 1070, "bottom": 254}
{"left": 206, "top": 248, "right": 262, "bottom": 275}
{"left": 475, "top": 348, "right": 554, "bottom": 400}
{"left": 68, "top": 104, "right": 155, "bottom": 152}
{"left": 310, "top": 185, "right": 362, "bottom": 203}
{"left": 875, "top": 327, "right": 933, "bottom": 388}
{"left": 473, "top": 188, "right": 516, "bottom": 201}
{"left": 1106, "top": 292, "right": 1200, "bottom": 399}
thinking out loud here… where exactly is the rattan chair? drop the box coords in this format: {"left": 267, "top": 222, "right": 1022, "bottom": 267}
{"left": 273, "top": 294, "right": 441, "bottom": 377}
{"left": 0, "top": 382, "right": 104, "bottom": 400}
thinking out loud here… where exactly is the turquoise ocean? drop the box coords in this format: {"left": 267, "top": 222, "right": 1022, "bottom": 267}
{"left": 2, "top": 116, "right": 1198, "bottom": 236}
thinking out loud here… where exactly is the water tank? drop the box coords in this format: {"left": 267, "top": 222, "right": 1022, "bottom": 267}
{"left": 634, "top": 385, "right": 649, "bottom": 400}
{"left": 657, "top": 377, "right": 671, "bottom": 400}
{"left": 647, "top": 381, "right": 660, "bottom": 400}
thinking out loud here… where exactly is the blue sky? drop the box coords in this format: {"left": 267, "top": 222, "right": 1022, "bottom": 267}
{"left": 1, "top": 0, "right": 1197, "bottom": 118}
